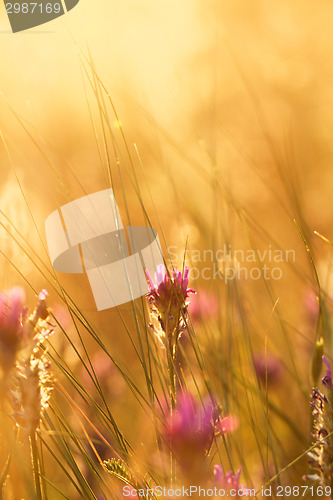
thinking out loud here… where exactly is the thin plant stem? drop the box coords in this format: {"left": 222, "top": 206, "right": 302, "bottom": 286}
{"left": 30, "top": 432, "right": 42, "bottom": 500}
{"left": 167, "top": 342, "right": 177, "bottom": 487}
{"left": 167, "top": 345, "right": 176, "bottom": 412}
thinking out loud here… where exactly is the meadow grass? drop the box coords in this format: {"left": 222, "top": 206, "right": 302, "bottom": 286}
{"left": 0, "top": 40, "right": 331, "bottom": 500}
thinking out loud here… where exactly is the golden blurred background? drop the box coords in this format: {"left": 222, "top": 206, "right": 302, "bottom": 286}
{"left": 0, "top": 0, "right": 333, "bottom": 493}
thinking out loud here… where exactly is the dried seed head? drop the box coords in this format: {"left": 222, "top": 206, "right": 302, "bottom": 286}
{"left": 307, "top": 356, "right": 333, "bottom": 490}
{"left": 8, "top": 289, "right": 55, "bottom": 434}
{"left": 12, "top": 355, "right": 54, "bottom": 434}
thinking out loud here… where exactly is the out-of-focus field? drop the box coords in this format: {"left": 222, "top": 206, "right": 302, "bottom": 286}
{"left": 0, "top": 0, "right": 333, "bottom": 496}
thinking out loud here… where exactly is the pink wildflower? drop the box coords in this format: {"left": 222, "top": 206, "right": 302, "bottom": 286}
{"left": 254, "top": 353, "right": 283, "bottom": 386}
{"left": 164, "top": 392, "right": 215, "bottom": 456}
{"left": 163, "top": 392, "right": 238, "bottom": 481}
{"left": 217, "top": 414, "right": 239, "bottom": 434}
{"left": 213, "top": 466, "right": 252, "bottom": 497}
{"left": 145, "top": 264, "right": 195, "bottom": 347}
{"left": 0, "top": 287, "right": 25, "bottom": 374}
{"left": 188, "top": 289, "right": 218, "bottom": 322}
{"left": 163, "top": 392, "right": 214, "bottom": 481}
{"left": 0, "top": 287, "right": 53, "bottom": 378}
{"left": 145, "top": 264, "right": 195, "bottom": 302}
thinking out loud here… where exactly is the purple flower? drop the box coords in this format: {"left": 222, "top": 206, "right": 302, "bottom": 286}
{"left": 164, "top": 392, "right": 214, "bottom": 454}
{"left": 216, "top": 414, "right": 239, "bottom": 435}
{"left": 145, "top": 264, "right": 195, "bottom": 301}
{"left": 254, "top": 353, "right": 283, "bottom": 386}
{"left": 162, "top": 391, "right": 238, "bottom": 481}
{"left": 0, "top": 287, "right": 52, "bottom": 376}
{"left": 322, "top": 356, "right": 332, "bottom": 389}
{"left": 0, "top": 287, "right": 25, "bottom": 374}
{"left": 163, "top": 392, "right": 215, "bottom": 479}
{"left": 0, "top": 287, "right": 25, "bottom": 332}
{"left": 214, "top": 465, "right": 241, "bottom": 486}
{"left": 213, "top": 466, "right": 251, "bottom": 497}
{"left": 188, "top": 288, "right": 219, "bottom": 322}
{"left": 145, "top": 265, "right": 195, "bottom": 346}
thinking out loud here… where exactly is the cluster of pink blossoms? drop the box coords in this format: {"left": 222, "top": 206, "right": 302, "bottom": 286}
{"left": 164, "top": 391, "right": 238, "bottom": 457}
{"left": 162, "top": 390, "right": 240, "bottom": 483}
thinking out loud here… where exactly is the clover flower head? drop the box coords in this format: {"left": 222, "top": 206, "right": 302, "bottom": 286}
{"left": 162, "top": 392, "right": 214, "bottom": 480}
{"left": 214, "top": 465, "right": 252, "bottom": 498}
{"left": 213, "top": 466, "right": 251, "bottom": 497}
{"left": 254, "top": 352, "right": 283, "bottom": 386}
{"left": 162, "top": 391, "right": 238, "bottom": 482}
{"left": 145, "top": 264, "right": 195, "bottom": 347}
{"left": 0, "top": 287, "right": 25, "bottom": 374}
{"left": 145, "top": 264, "right": 195, "bottom": 301}
{"left": 214, "top": 465, "right": 241, "bottom": 488}
{"left": 164, "top": 392, "right": 215, "bottom": 456}
{"left": 216, "top": 414, "right": 239, "bottom": 435}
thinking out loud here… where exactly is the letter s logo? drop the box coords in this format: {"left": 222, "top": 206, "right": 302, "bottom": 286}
{"left": 4, "top": 0, "right": 80, "bottom": 33}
